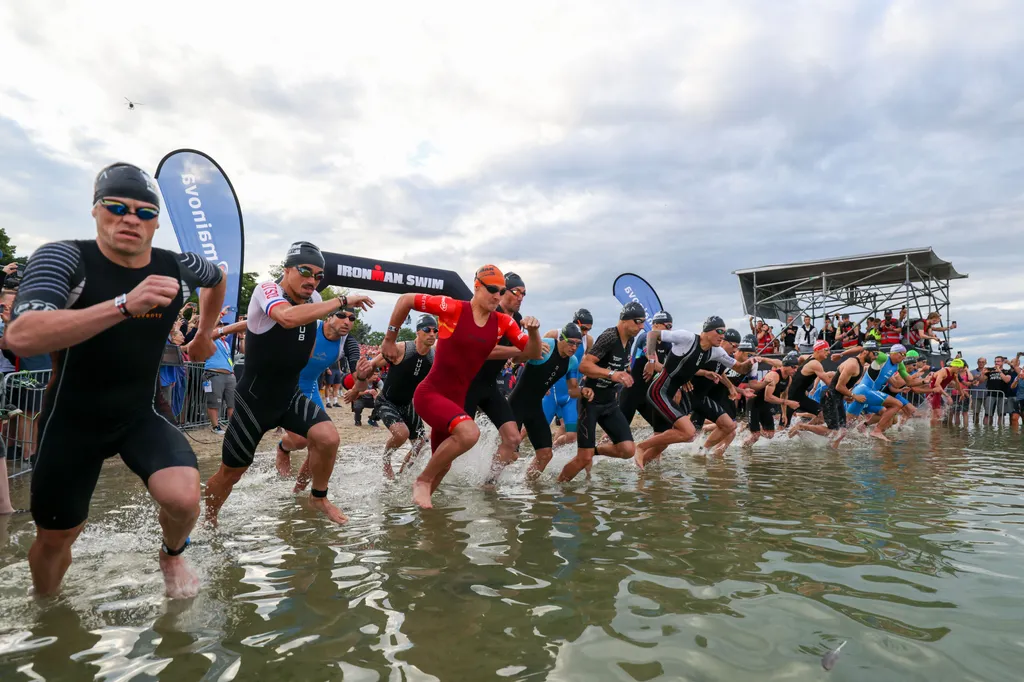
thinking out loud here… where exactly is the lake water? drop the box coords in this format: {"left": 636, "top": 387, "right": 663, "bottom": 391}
{"left": 1, "top": 422, "right": 1022, "bottom": 681}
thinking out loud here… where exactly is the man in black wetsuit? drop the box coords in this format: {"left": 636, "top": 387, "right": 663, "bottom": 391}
{"left": 743, "top": 352, "right": 801, "bottom": 447}
{"left": 689, "top": 328, "right": 746, "bottom": 455}
{"left": 204, "top": 242, "right": 374, "bottom": 526}
{"left": 619, "top": 310, "right": 672, "bottom": 427}
{"left": 815, "top": 341, "right": 876, "bottom": 447}
{"left": 466, "top": 271, "right": 527, "bottom": 476}
{"left": 635, "top": 316, "right": 758, "bottom": 468}
{"left": 5, "top": 162, "right": 226, "bottom": 599}
{"left": 510, "top": 323, "right": 592, "bottom": 479}
{"left": 558, "top": 302, "right": 646, "bottom": 482}
{"left": 369, "top": 314, "right": 438, "bottom": 479}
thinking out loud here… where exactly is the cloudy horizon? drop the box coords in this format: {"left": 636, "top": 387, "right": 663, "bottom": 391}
{"left": 2, "top": 1, "right": 1021, "bottom": 361}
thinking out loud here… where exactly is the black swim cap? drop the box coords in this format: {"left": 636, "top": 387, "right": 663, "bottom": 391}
{"left": 702, "top": 315, "right": 726, "bottom": 332}
{"left": 504, "top": 272, "right": 525, "bottom": 290}
{"left": 782, "top": 351, "right": 800, "bottom": 367}
{"left": 738, "top": 334, "right": 757, "bottom": 351}
{"left": 416, "top": 314, "right": 438, "bottom": 330}
{"left": 560, "top": 322, "right": 583, "bottom": 342}
{"left": 723, "top": 328, "right": 742, "bottom": 344}
{"left": 94, "top": 163, "right": 161, "bottom": 207}
{"left": 573, "top": 308, "right": 593, "bottom": 325}
{"left": 620, "top": 301, "right": 646, "bottom": 321}
{"left": 284, "top": 241, "right": 325, "bottom": 269}
{"left": 652, "top": 311, "right": 673, "bottom": 325}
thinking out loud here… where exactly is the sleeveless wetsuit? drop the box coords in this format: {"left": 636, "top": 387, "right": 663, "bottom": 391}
{"left": 11, "top": 240, "right": 222, "bottom": 530}
{"left": 221, "top": 280, "right": 333, "bottom": 468}
{"left": 410, "top": 295, "right": 528, "bottom": 453}
{"left": 846, "top": 352, "right": 910, "bottom": 417}
{"left": 822, "top": 358, "right": 863, "bottom": 430}
{"left": 577, "top": 327, "right": 634, "bottom": 448}
{"left": 297, "top": 321, "right": 361, "bottom": 409}
{"left": 788, "top": 362, "right": 821, "bottom": 415}
{"left": 373, "top": 340, "right": 435, "bottom": 438}
{"left": 543, "top": 338, "right": 586, "bottom": 432}
{"left": 509, "top": 338, "right": 579, "bottom": 451}
{"left": 748, "top": 369, "right": 783, "bottom": 433}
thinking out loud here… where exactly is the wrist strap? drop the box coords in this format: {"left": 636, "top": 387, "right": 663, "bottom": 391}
{"left": 114, "top": 294, "right": 131, "bottom": 318}
{"left": 311, "top": 487, "right": 328, "bottom": 498}
{"left": 341, "top": 295, "right": 348, "bottom": 308}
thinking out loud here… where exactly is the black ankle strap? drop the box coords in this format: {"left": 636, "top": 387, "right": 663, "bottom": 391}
{"left": 311, "top": 487, "right": 328, "bottom": 498}
{"left": 162, "top": 537, "right": 191, "bottom": 556}
{"left": 278, "top": 440, "right": 292, "bottom": 454}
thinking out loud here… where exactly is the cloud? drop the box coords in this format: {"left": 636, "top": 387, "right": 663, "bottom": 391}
{"left": 0, "top": 0, "right": 1021, "bottom": 360}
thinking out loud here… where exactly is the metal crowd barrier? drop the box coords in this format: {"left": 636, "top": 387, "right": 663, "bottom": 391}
{"left": 160, "top": 361, "right": 230, "bottom": 431}
{"left": 1, "top": 369, "right": 52, "bottom": 480}
{"left": 964, "top": 388, "right": 1016, "bottom": 424}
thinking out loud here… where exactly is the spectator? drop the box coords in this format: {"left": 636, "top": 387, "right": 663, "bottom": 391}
{"left": 1010, "top": 354, "right": 1023, "bottom": 429}
{"left": 909, "top": 311, "right": 957, "bottom": 349}
{"left": 795, "top": 314, "right": 817, "bottom": 353}
{"left": 836, "top": 313, "right": 854, "bottom": 347}
{"left": 781, "top": 315, "right": 797, "bottom": 353}
{"left": 819, "top": 317, "right": 837, "bottom": 349}
{"left": 983, "top": 356, "right": 1012, "bottom": 425}
{"left": 865, "top": 317, "right": 882, "bottom": 343}
{"left": 352, "top": 370, "right": 382, "bottom": 426}
{"left": 880, "top": 309, "right": 902, "bottom": 346}
{"left": 204, "top": 323, "right": 236, "bottom": 435}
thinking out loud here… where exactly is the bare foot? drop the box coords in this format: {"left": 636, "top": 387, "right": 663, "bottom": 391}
{"left": 868, "top": 429, "right": 891, "bottom": 442}
{"left": 633, "top": 447, "right": 647, "bottom": 470}
{"left": 309, "top": 496, "right": 348, "bottom": 524}
{"left": 294, "top": 460, "right": 312, "bottom": 493}
{"left": 160, "top": 552, "right": 200, "bottom": 599}
{"left": 412, "top": 480, "right": 434, "bottom": 509}
{"left": 276, "top": 447, "right": 292, "bottom": 477}
{"left": 383, "top": 457, "right": 395, "bottom": 481}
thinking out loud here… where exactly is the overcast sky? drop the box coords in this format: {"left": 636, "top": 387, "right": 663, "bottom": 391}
{"left": 1, "top": 1, "right": 1021, "bottom": 361}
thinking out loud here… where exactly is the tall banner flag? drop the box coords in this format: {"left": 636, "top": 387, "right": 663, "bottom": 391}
{"left": 612, "top": 273, "right": 663, "bottom": 332}
{"left": 155, "top": 150, "right": 245, "bottom": 327}
{"left": 321, "top": 252, "right": 472, "bottom": 300}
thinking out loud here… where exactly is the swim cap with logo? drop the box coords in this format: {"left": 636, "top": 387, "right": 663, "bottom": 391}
{"left": 475, "top": 264, "right": 505, "bottom": 289}
{"left": 94, "top": 162, "right": 161, "bottom": 207}
{"left": 652, "top": 311, "right": 673, "bottom": 325}
{"left": 560, "top": 323, "right": 584, "bottom": 342}
{"left": 284, "top": 241, "right": 325, "bottom": 269}
{"left": 905, "top": 349, "right": 920, "bottom": 359}
{"left": 416, "top": 314, "right": 438, "bottom": 331}
{"left": 738, "top": 334, "right": 757, "bottom": 351}
{"left": 950, "top": 358, "right": 966, "bottom": 368}
{"left": 723, "top": 328, "right": 741, "bottom": 344}
{"left": 782, "top": 351, "right": 800, "bottom": 367}
{"left": 620, "top": 301, "right": 646, "bottom": 321}
{"left": 889, "top": 344, "right": 908, "bottom": 354}
{"left": 813, "top": 340, "right": 830, "bottom": 352}
{"left": 573, "top": 308, "right": 594, "bottom": 325}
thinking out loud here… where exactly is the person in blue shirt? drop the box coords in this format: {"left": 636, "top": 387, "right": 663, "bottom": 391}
{"left": 203, "top": 333, "right": 235, "bottom": 435}
{"left": 542, "top": 309, "right": 594, "bottom": 449}
{"left": 844, "top": 344, "right": 924, "bottom": 440}
{"left": 508, "top": 323, "right": 590, "bottom": 480}
{"left": 275, "top": 308, "right": 365, "bottom": 478}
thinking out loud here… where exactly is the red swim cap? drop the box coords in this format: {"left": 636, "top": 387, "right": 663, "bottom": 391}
{"left": 342, "top": 373, "right": 355, "bottom": 390}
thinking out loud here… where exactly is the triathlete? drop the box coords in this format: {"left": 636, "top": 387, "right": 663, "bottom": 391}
{"left": 464, "top": 271, "right": 529, "bottom": 477}
{"left": 845, "top": 344, "right": 925, "bottom": 441}
{"left": 619, "top": 310, "right": 673, "bottom": 427}
{"left": 690, "top": 328, "right": 746, "bottom": 455}
{"left": 5, "top": 162, "right": 226, "bottom": 598}
{"left": 542, "top": 308, "right": 595, "bottom": 449}
{"left": 380, "top": 265, "right": 542, "bottom": 508}
{"left": 558, "top": 302, "right": 646, "bottom": 482}
{"left": 923, "top": 358, "right": 965, "bottom": 423}
{"left": 635, "top": 316, "right": 757, "bottom": 468}
{"left": 720, "top": 334, "right": 760, "bottom": 425}
{"left": 510, "top": 323, "right": 590, "bottom": 479}
{"left": 368, "top": 314, "right": 438, "bottom": 480}
{"left": 205, "top": 242, "right": 374, "bottom": 525}
{"left": 743, "top": 352, "right": 801, "bottom": 448}
{"left": 817, "top": 341, "right": 876, "bottom": 447}
{"left": 783, "top": 340, "right": 833, "bottom": 433}
{"left": 270, "top": 306, "right": 366, "bottom": 480}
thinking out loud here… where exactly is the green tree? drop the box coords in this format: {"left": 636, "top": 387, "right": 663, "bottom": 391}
{"left": 0, "top": 226, "right": 27, "bottom": 267}
{"left": 238, "top": 271, "right": 259, "bottom": 311}
{"left": 397, "top": 327, "right": 417, "bottom": 342}
{"left": 364, "top": 330, "right": 385, "bottom": 346}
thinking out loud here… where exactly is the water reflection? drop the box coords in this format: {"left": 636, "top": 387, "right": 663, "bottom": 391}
{"left": 1, "top": 427, "right": 1024, "bottom": 680}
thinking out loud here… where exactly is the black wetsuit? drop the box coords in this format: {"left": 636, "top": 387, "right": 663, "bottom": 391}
{"left": 372, "top": 341, "right": 434, "bottom": 438}
{"left": 647, "top": 329, "right": 735, "bottom": 432}
{"left": 749, "top": 370, "right": 782, "bottom": 433}
{"left": 689, "top": 357, "right": 734, "bottom": 429}
{"left": 789, "top": 363, "right": 821, "bottom": 415}
{"left": 822, "top": 359, "right": 864, "bottom": 430}
{"left": 11, "top": 240, "right": 222, "bottom": 530}
{"left": 465, "top": 307, "right": 520, "bottom": 428}
{"left": 618, "top": 329, "right": 671, "bottom": 426}
{"left": 509, "top": 339, "right": 573, "bottom": 451}
{"left": 222, "top": 280, "right": 333, "bottom": 468}
{"left": 578, "top": 327, "right": 634, "bottom": 449}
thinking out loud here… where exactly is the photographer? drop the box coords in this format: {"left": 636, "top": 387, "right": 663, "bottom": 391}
{"left": 983, "top": 356, "right": 1012, "bottom": 425}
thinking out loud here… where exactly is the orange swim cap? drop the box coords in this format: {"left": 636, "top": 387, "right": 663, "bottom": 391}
{"left": 475, "top": 264, "right": 505, "bottom": 289}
